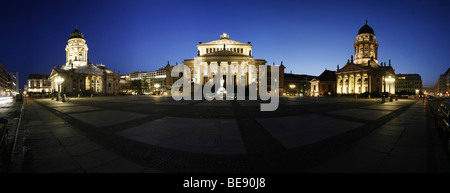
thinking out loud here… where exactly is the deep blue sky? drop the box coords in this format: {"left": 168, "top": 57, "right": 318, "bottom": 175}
{"left": 1, "top": 0, "right": 449, "bottom": 88}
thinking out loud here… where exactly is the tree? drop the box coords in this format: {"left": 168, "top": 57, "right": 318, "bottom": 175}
{"left": 131, "top": 80, "right": 149, "bottom": 94}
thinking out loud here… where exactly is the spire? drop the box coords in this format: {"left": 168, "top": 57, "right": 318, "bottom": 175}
{"left": 365, "top": 19, "right": 368, "bottom": 25}
{"left": 389, "top": 59, "right": 391, "bottom": 66}
{"left": 351, "top": 55, "right": 353, "bottom": 63}
{"left": 337, "top": 65, "right": 339, "bottom": 71}
{"left": 76, "top": 25, "right": 78, "bottom": 30}
{"left": 53, "top": 63, "right": 56, "bottom": 69}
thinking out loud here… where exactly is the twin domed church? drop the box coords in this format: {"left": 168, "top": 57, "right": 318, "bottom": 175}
{"left": 49, "top": 21, "right": 394, "bottom": 97}
{"left": 49, "top": 26, "right": 120, "bottom": 96}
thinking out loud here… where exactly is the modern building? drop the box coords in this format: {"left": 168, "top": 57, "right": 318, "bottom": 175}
{"left": 27, "top": 74, "right": 51, "bottom": 95}
{"left": 165, "top": 33, "right": 285, "bottom": 96}
{"left": 284, "top": 73, "right": 315, "bottom": 96}
{"left": 395, "top": 74, "right": 422, "bottom": 95}
{"left": 310, "top": 70, "right": 337, "bottom": 96}
{"left": 0, "top": 62, "right": 10, "bottom": 97}
{"left": 49, "top": 26, "right": 120, "bottom": 96}
{"left": 434, "top": 67, "right": 450, "bottom": 97}
{"left": 147, "top": 67, "right": 167, "bottom": 94}
{"left": 336, "top": 21, "right": 396, "bottom": 96}
{"left": 120, "top": 67, "right": 167, "bottom": 95}
{"left": 8, "top": 72, "right": 19, "bottom": 93}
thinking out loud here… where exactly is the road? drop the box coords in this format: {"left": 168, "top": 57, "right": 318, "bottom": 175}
{"left": 0, "top": 97, "right": 23, "bottom": 172}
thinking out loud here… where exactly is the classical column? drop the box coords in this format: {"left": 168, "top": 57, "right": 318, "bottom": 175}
{"left": 368, "top": 74, "right": 371, "bottom": 93}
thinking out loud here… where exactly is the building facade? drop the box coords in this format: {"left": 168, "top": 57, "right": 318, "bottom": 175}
{"left": 336, "top": 21, "right": 396, "bottom": 95}
{"left": 9, "top": 72, "right": 19, "bottom": 93}
{"left": 395, "top": 74, "right": 423, "bottom": 95}
{"left": 165, "top": 33, "right": 285, "bottom": 96}
{"left": 284, "top": 73, "right": 315, "bottom": 96}
{"left": 310, "top": 70, "right": 337, "bottom": 96}
{"left": 27, "top": 74, "right": 51, "bottom": 95}
{"left": 0, "top": 62, "right": 7, "bottom": 96}
{"left": 50, "top": 27, "right": 120, "bottom": 96}
{"left": 434, "top": 68, "right": 450, "bottom": 97}
{"left": 120, "top": 67, "right": 167, "bottom": 95}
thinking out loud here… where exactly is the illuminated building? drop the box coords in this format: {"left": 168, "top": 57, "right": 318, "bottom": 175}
{"left": 0, "top": 62, "right": 9, "bottom": 96}
{"left": 434, "top": 67, "right": 450, "bottom": 97}
{"left": 284, "top": 73, "right": 315, "bottom": 96}
{"left": 310, "top": 70, "right": 336, "bottom": 96}
{"left": 165, "top": 33, "right": 285, "bottom": 96}
{"left": 27, "top": 74, "right": 51, "bottom": 94}
{"left": 49, "top": 26, "right": 120, "bottom": 96}
{"left": 395, "top": 74, "right": 423, "bottom": 95}
{"left": 336, "top": 20, "right": 396, "bottom": 95}
{"left": 120, "top": 67, "right": 167, "bottom": 95}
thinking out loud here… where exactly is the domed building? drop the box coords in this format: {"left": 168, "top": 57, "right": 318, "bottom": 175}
{"left": 50, "top": 26, "right": 120, "bottom": 96}
{"left": 336, "top": 21, "right": 396, "bottom": 95}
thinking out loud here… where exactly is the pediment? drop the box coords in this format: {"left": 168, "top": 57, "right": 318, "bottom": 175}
{"left": 338, "top": 63, "right": 368, "bottom": 72}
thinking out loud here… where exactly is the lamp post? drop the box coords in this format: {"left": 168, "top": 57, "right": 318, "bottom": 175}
{"left": 55, "top": 76, "right": 64, "bottom": 101}
{"left": 154, "top": 83, "right": 160, "bottom": 95}
{"left": 289, "top": 84, "right": 296, "bottom": 96}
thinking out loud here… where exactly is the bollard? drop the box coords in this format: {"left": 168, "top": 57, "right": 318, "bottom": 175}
{"left": 62, "top": 94, "right": 66, "bottom": 102}
{"left": 381, "top": 96, "right": 385, "bottom": 104}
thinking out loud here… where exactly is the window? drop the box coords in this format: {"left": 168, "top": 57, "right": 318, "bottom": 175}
{"left": 108, "top": 83, "right": 111, "bottom": 88}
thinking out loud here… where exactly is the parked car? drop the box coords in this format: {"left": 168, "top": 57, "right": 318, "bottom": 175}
{"left": 14, "top": 94, "right": 23, "bottom": 102}
{"left": 428, "top": 95, "right": 435, "bottom": 101}
{"left": 437, "top": 101, "right": 450, "bottom": 153}
{"left": 0, "top": 118, "right": 8, "bottom": 159}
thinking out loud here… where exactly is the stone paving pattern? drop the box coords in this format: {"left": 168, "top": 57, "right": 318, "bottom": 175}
{"left": 8, "top": 95, "right": 450, "bottom": 172}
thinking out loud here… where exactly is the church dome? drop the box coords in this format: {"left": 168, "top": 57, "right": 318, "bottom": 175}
{"left": 358, "top": 20, "right": 375, "bottom": 35}
{"left": 69, "top": 26, "right": 84, "bottom": 39}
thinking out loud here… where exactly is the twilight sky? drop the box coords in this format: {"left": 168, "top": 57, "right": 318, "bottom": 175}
{"left": 0, "top": 0, "right": 449, "bottom": 88}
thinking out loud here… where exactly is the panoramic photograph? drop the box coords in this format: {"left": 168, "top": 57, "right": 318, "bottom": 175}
{"left": 0, "top": 0, "right": 449, "bottom": 190}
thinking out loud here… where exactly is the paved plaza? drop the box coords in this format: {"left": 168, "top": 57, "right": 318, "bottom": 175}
{"left": 6, "top": 96, "right": 450, "bottom": 172}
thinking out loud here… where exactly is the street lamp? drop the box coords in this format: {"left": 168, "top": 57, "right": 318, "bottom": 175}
{"left": 55, "top": 76, "right": 64, "bottom": 101}
{"left": 154, "top": 83, "right": 160, "bottom": 95}
{"left": 289, "top": 84, "right": 296, "bottom": 89}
